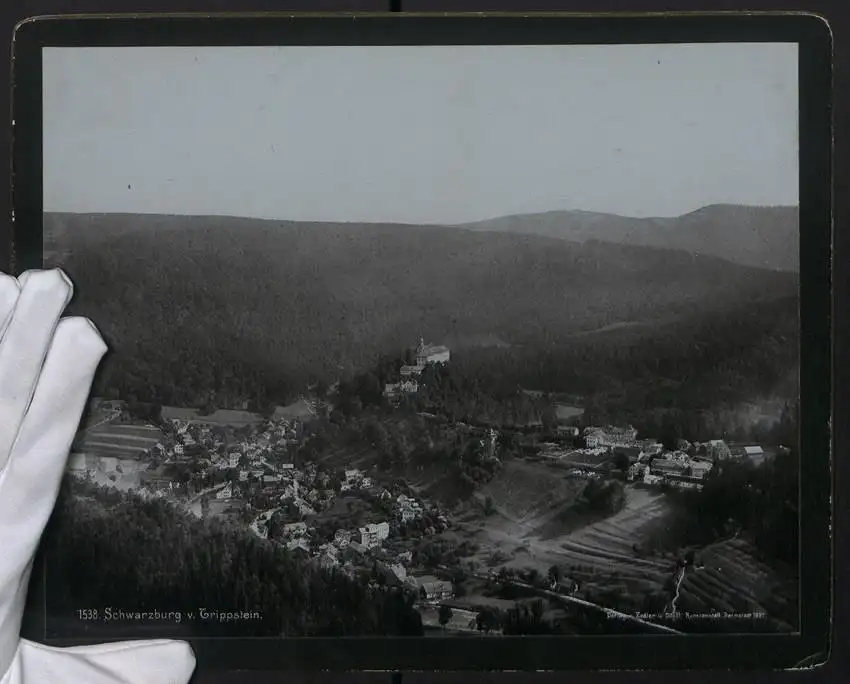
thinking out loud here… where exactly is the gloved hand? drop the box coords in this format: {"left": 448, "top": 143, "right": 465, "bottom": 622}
{"left": 0, "top": 269, "right": 196, "bottom": 684}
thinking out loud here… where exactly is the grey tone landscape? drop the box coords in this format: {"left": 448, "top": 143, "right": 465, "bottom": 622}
{"left": 40, "top": 42, "right": 800, "bottom": 640}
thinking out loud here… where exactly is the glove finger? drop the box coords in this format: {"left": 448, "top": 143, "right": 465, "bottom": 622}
{"left": 0, "top": 269, "right": 73, "bottom": 475}
{"left": 0, "top": 317, "right": 106, "bottom": 601}
{"left": 0, "top": 274, "right": 20, "bottom": 341}
{"left": 15, "top": 638, "right": 196, "bottom": 684}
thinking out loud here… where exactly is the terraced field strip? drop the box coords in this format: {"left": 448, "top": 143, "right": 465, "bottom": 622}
{"left": 82, "top": 444, "right": 149, "bottom": 458}
{"left": 558, "top": 539, "right": 669, "bottom": 570}
{"left": 77, "top": 423, "right": 164, "bottom": 459}
{"left": 677, "top": 538, "right": 784, "bottom": 616}
{"left": 83, "top": 424, "right": 162, "bottom": 443}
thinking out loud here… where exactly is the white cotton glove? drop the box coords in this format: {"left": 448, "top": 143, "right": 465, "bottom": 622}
{"left": 0, "top": 269, "right": 197, "bottom": 684}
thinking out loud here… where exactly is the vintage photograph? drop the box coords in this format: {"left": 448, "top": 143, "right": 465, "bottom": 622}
{"left": 40, "top": 43, "right": 800, "bottom": 640}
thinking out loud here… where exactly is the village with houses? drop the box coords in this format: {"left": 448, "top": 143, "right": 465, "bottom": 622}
{"left": 64, "top": 336, "right": 784, "bottom": 635}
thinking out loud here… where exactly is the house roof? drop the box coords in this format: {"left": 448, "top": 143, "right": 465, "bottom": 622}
{"left": 421, "top": 580, "right": 453, "bottom": 595}
{"left": 651, "top": 460, "right": 686, "bottom": 472}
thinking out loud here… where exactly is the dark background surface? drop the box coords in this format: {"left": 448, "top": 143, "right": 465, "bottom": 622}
{"left": 0, "top": 1, "right": 846, "bottom": 683}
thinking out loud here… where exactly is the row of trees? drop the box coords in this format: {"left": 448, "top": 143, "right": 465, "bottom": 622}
{"left": 447, "top": 296, "right": 798, "bottom": 435}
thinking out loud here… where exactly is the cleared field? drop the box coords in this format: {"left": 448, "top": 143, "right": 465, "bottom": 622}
{"left": 676, "top": 537, "right": 797, "bottom": 629}
{"left": 555, "top": 404, "right": 584, "bottom": 420}
{"left": 476, "top": 459, "right": 586, "bottom": 523}
{"left": 84, "top": 460, "right": 146, "bottom": 492}
{"left": 161, "top": 406, "right": 264, "bottom": 427}
{"left": 563, "top": 487, "right": 670, "bottom": 559}
{"left": 452, "top": 468, "right": 675, "bottom": 592}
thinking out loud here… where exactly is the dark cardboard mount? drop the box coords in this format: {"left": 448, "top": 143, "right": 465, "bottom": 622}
{"left": 10, "top": 12, "right": 833, "bottom": 672}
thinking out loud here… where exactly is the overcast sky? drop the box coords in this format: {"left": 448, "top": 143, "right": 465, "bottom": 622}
{"left": 43, "top": 43, "right": 798, "bottom": 224}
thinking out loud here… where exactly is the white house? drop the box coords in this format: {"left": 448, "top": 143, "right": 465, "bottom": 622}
{"left": 584, "top": 425, "right": 638, "bottom": 448}
{"left": 379, "top": 562, "right": 407, "bottom": 584}
{"left": 359, "top": 521, "right": 390, "bottom": 549}
{"left": 67, "top": 453, "right": 88, "bottom": 472}
{"left": 216, "top": 482, "right": 233, "bottom": 500}
{"left": 415, "top": 576, "right": 454, "bottom": 602}
{"left": 643, "top": 469, "right": 663, "bottom": 485}
{"left": 707, "top": 439, "right": 732, "bottom": 460}
{"left": 690, "top": 461, "right": 714, "bottom": 479}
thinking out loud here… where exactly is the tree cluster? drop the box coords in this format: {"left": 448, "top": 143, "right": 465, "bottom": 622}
{"left": 674, "top": 403, "right": 799, "bottom": 565}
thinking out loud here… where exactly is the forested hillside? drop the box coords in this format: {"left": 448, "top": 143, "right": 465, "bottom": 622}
{"left": 45, "top": 212, "right": 798, "bottom": 411}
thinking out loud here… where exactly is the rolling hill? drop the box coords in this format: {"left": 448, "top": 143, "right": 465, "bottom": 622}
{"left": 457, "top": 204, "right": 799, "bottom": 272}
{"left": 42, "top": 211, "right": 798, "bottom": 409}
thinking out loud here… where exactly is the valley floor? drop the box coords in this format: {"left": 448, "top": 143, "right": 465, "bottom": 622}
{"left": 56, "top": 401, "right": 798, "bottom": 637}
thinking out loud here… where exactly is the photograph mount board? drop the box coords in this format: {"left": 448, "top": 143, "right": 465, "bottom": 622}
{"left": 12, "top": 12, "right": 832, "bottom": 671}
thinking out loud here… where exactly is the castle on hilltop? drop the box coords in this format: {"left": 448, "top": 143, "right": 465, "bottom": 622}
{"left": 415, "top": 337, "right": 451, "bottom": 366}
{"left": 399, "top": 337, "right": 450, "bottom": 378}
{"left": 392, "top": 337, "right": 451, "bottom": 392}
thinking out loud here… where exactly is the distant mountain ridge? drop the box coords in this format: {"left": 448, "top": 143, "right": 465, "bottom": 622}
{"left": 44, "top": 204, "right": 799, "bottom": 272}
{"left": 456, "top": 204, "right": 799, "bottom": 272}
